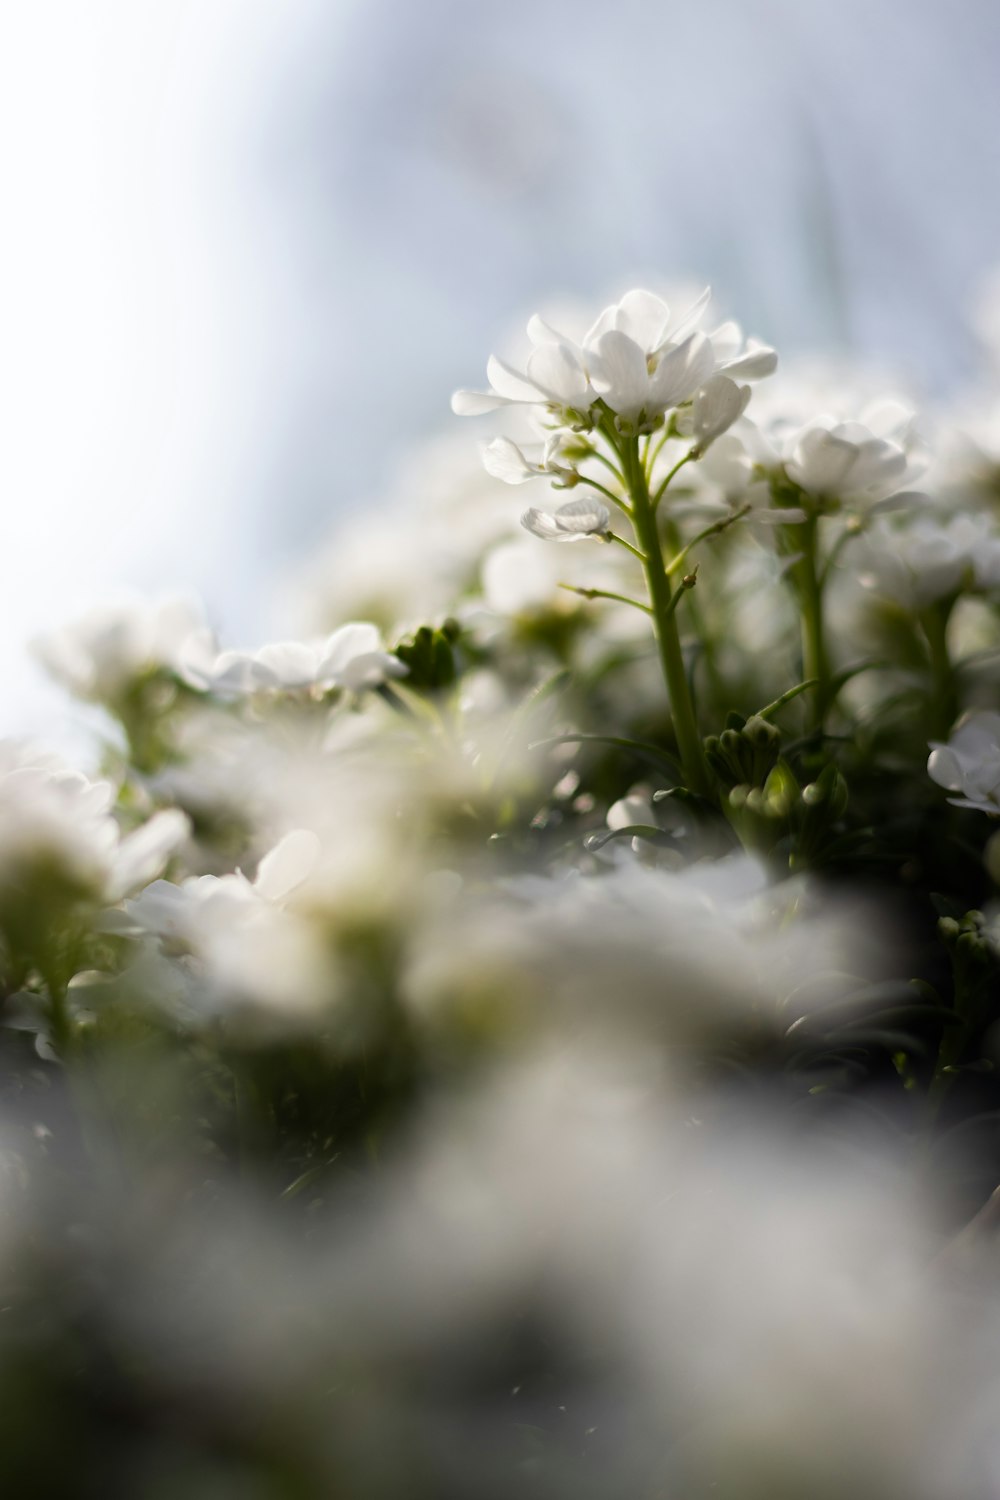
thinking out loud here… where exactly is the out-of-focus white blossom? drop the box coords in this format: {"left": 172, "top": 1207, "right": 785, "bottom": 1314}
{"left": 124, "top": 830, "right": 330, "bottom": 1022}
{"left": 928, "top": 712, "right": 1000, "bottom": 812}
{"left": 0, "top": 742, "right": 188, "bottom": 920}
{"left": 859, "top": 513, "right": 1000, "bottom": 610}
{"left": 180, "top": 622, "right": 406, "bottom": 698}
{"left": 783, "top": 402, "right": 926, "bottom": 507}
{"left": 405, "top": 850, "right": 879, "bottom": 1044}
{"left": 31, "top": 595, "right": 206, "bottom": 705}
{"left": 521, "top": 496, "right": 610, "bottom": 542}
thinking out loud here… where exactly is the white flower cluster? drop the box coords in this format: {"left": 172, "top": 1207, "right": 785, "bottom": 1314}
{"left": 9, "top": 272, "right": 1000, "bottom": 1496}
{"left": 453, "top": 287, "right": 775, "bottom": 429}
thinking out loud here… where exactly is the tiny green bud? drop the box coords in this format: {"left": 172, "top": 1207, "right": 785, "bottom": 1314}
{"left": 742, "top": 714, "right": 780, "bottom": 749}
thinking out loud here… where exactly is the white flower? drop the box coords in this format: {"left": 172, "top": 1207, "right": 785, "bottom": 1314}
{"left": 452, "top": 287, "right": 775, "bottom": 429}
{"left": 783, "top": 404, "right": 925, "bottom": 507}
{"left": 124, "top": 830, "right": 329, "bottom": 1021}
{"left": 0, "top": 742, "right": 188, "bottom": 927}
{"left": 859, "top": 513, "right": 1000, "bottom": 610}
{"left": 481, "top": 433, "right": 578, "bottom": 486}
{"left": 180, "top": 622, "right": 407, "bottom": 699}
{"left": 928, "top": 713, "right": 1000, "bottom": 813}
{"left": 606, "top": 789, "right": 658, "bottom": 832}
{"left": 520, "top": 496, "right": 611, "bottom": 542}
{"left": 31, "top": 595, "right": 206, "bottom": 704}
{"left": 676, "top": 373, "right": 752, "bottom": 454}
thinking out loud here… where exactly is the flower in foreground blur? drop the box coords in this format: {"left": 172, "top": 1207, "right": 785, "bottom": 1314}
{"left": 452, "top": 287, "right": 775, "bottom": 430}
{"left": 928, "top": 712, "right": 1000, "bottom": 812}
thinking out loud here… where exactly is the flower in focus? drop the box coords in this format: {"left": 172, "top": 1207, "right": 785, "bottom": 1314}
{"left": 452, "top": 287, "right": 775, "bottom": 431}
{"left": 928, "top": 712, "right": 1000, "bottom": 812}
{"left": 676, "top": 373, "right": 752, "bottom": 455}
{"left": 481, "top": 432, "right": 580, "bottom": 486}
{"left": 521, "top": 497, "right": 611, "bottom": 542}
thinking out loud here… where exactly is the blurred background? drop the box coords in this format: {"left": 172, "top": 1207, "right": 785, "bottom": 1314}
{"left": 3, "top": 0, "right": 1000, "bottom": 742}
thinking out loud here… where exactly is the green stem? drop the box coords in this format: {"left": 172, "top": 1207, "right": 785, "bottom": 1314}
{"left": 651, "top": 449, "right": 696, "bottom": 510}
{"left": 793, "top": 514, "right": 832, "bottom": 732}
{"left": 576, "top": 475, "right": 631, "bottom": 514}
{"left": 43, "top": 964, "right": 72, "bottom": 1058}
{"left": 919, "top": 600, "right": 958, "bottom": 741}
{"left": 621, "top": 436, "right": 713, "bottom": 797}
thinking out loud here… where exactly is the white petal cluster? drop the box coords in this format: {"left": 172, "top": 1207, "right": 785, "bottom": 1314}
{"left": 859, "top": 512, "right": 1000, "bottom": 609}
{"left": 482, "top": 433, "right": 579, "bottom": 486}
{"left": 405, "top": 850, "right": 873, "bottom": 1043}
{"left": 31, "top": 595, "right": 206, "bottom": 704}
{"left": 452, "top": 287, "right": 775, "bottom": 430}
{"left": 782, "top": 403, "right": 925, "bottom": 507}
{"left": 520, "top": 496, "right": 611, "bottom": 542}
{"left": 124, "top": 830, "right": 330, "bottom": 1021}
{"left": 928, "top": 712, "right": 1000, "bottom": 813}
{"left": 0, "top": 742, "right": 188, "bottom": 918}
{"left": 180, "top": 622, "right": 407, "bottom": 698}
{"left": 675, "top": 373, "right": 752, "bottom": 455}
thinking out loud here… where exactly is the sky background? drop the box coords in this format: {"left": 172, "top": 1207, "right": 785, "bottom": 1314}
{"left": 3, "top": 0, "right": 1000, "bottom": 741}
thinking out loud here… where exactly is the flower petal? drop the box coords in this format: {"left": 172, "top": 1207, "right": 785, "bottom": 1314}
{"left": 649, "top": 332, "right": 716, "bottom": 410}
{"left": 486, "top": 354, "right": 539, "bottom": 401}
{"left": 482, "top": 436, "right": 539, "bottom": 484}
{"left": 451, "top": 388, "right": 520, "bottom": 416}
{"left": 587, "top": 330, "right": 650, "bottom": 417}
{"left": 521, "top": 497, "right": 610, "bottom": 541}
{"left": 254, "top": 830, "right": 321, "bottom": 902}
{"left": 526, "top": 343, "right": 590, "bottom": 408}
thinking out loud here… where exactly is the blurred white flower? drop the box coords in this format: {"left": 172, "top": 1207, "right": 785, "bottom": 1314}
{"left": 180, "top": 622, "right": 406, "bottom": 698}
{"left": 859, "top": 512, "right": 1000, "bottom": 610}
{"left": 783, "top": 403, "right": 925, "bottom": 508}
{"left": 31, "top": 594, "right": 205, "bottom": 704}
{"left": 928, "top": 712, "right": 1000, "bottom": 812}
{"left": 521, "top": 496, "right": 610, "bottom": 542}
{"left": 405, "top": 849, "right": 878, "bottom": 1045}
{"left": 124, "top": 830, "right": 330, "bottom": 1022}
{"left": 0, "top": 742, "right": 188, "bottom": 937}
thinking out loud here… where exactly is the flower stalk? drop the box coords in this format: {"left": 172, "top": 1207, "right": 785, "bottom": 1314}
{"left": 790, "top": 513, "right": 833, "bottom": 734}
{"left": 619, "top": 433, "right": 713, "bottom": 798}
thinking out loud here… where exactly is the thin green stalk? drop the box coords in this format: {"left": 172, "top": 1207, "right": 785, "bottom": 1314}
{"left": 576, "top": 475, "right": 631, "bottom": 514}
{"left": 42, "top": 963, "right": 72, "bottom": 1058}
{"left": 651, "top": 449, "right": 696, "bottom": 510}
{"left": 559, "top": 583, "right": 652, "bottom": 614}
{"left": 919, "top": 600, "right": 958, "bottom": 741}
{"left": 620, "top": 435, "right": 713, "bottom": 797}
{"left": 792, "top": 514, "right": 832, "bottom": 732}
